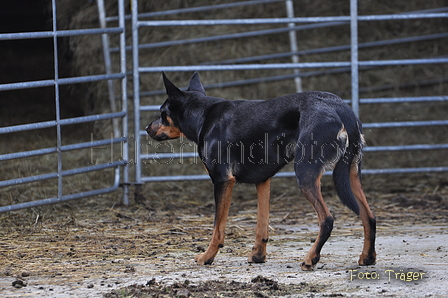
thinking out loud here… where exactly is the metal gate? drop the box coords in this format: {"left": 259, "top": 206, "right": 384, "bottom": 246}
{"left": 132, "top": 0, "right": 448, "bottom": 185}
{"left": 1, "top": 0, "right": 447, "bottom": 213}
{"left": 0, "top": 0, "right": 129, "bottom": 213}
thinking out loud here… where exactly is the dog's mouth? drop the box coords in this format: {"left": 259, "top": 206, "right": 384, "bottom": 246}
{"left": 146, "top": 120, "right": 182, "bottom": 141}
{"left": 146, "top": 122, "right": 165, "bottom": 141}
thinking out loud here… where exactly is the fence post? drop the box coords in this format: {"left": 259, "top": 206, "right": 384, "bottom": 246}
{"left": 131, "top": 0, "right": 146, "bottom": 202}
{"left": 97, "top": 0, "right": 120, "bottom": 138}
{"left": 51, "top": 0, "right": 63, "bottom": 200}
{"left": 285, "top": 0, "right": 302, "bottom": 93}
{"left": 350, "top": 0, "right": 359, "bottom": 117}
{"left": 118, "top": 0, "right": 130, "bottom": 206}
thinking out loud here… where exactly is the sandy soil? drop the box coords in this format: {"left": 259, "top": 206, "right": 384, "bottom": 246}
{"left": 1, "top": 180, "right": 447, "bottom": 297}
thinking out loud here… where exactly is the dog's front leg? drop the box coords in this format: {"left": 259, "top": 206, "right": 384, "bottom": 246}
{"left": 248, "top": 178, "right": 271, "bottom": 263}
{"left": 195, "top": 177, "right": 236, "bottom": 265}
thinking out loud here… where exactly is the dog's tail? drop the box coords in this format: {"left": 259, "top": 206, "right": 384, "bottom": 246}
{"left": 332, "top": 131, "right": 363, "bottom": 215}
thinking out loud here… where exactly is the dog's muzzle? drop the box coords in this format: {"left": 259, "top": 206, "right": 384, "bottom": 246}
{"left": 146, "top": 120, "right": 166, "bottom": 141}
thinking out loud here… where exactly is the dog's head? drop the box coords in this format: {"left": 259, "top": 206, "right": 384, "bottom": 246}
{"left": 146, "top": 72, "right": 206, "bottom": 141}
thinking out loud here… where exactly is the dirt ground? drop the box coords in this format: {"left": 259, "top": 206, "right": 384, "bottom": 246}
{"left": 1, "top": 176, "right": 448, "bottom": 298}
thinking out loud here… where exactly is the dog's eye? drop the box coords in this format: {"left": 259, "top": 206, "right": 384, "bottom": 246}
{"left": 161, "top": 111, "right": 170, "bottom": 125}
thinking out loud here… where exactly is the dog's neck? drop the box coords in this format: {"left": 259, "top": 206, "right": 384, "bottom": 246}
{"left": 179, "top": 95, "right": 225, "bottom": 144}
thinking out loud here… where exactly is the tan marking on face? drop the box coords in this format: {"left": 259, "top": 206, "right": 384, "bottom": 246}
{"left": 155, "top": 116, "right": 184, "bottom": 139}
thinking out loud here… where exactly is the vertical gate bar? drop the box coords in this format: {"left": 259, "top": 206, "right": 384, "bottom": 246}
{"left": 285, "top": 0, "right": 302, "bottom": 93}
{"left": 97, "top": 0, "right": 120, "bottom": 138}
{"left": 52, "top": 0, "right": 63, "bottom": 199}
{"left": 118, "top": 0, "right": 129, "bottom": 205}
{"left": 132, "top": 0, "right": 142, "bottom": 187}
{"left": 350, "top": 0, "right": 360, "bottom": 117}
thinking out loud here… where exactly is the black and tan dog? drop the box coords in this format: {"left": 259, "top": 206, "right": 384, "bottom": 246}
{"left": 146, "top": 72, "right": 376, "bottom": 270}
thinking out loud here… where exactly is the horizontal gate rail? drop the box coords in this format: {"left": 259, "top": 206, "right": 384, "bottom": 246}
{"left": 0, "top": 28, "right": 123, "bottom": 41}
{"left": 137, "top": 13, "right": 448, "bottom": 27}
{"left": 0, "top": 137, "right": 126, "bottom": 162}
{"left": 138, "top": 58, "right": 448, "bottom": 73}
{"left": 141, "top": 167, "right": 448, "bottom": 183}
{"left": 0, "top": 161, "right": 124, "bottom": 188}
{"left": 0, "top": 111, "right": 126, "bottom": 134}
{"left": 0, "top": 73, "right": 125, "bottom": 91}
{"left": 0, "top": 168, "right": 121, "bottom": 213}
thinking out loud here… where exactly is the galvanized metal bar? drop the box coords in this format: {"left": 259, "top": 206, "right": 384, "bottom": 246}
{"left": 0, "top": 121, "right": 56, "bottom": 134}
{"left": 118, "top": 0, "right": 130, "bottom": 206}
{"left": 132, "top": 0, "right": 142, "bottom": 185}
{"left": 138, "top": 57, "right": 447, "bottom": 73}
{"left": 0, "top": 28, "right": 123, "bottom": 41}
{"left": 0, "top": 73, "right": 125, "bottom": 91}
{"left": 363, "top": 120, "right": 448, "bottom": 129}
{"left": 0, "top": 161, "right": 124, "bottom": 188}
{"left": 359, "top": 58, "right": 448, "bottom": 66}
{"left": 0, "top": 137, "right": 126, "bottom": 162}
{"left": 360, "top": 96, "right": 448, "bottom": 104}
{"left": 141, "top": 152, "right": 198, "bottom": 160}
{"left": 139, "top": 62, "right": 351, "bottom": 73}
{"left": 350, "top": 0, "right": 360, "bottom": 117}
{"left": 140, "top": 165, "right": 448, "bottom": 183}
{"left": 52, "top": 0, "right": 63, "bottom": 200}
{"left": 364, "top": 144, "right": 448, "bottom": 152}
{"left": 140, "top": 143, "right": 448, "bottom": 162}
{"left": 142, "top": 175, "right": 210, "bottom": 182}
{"left": 58, "top": 111, "right": 127, "bottom": 125}
{"left": 137, "top": 12, "right": 448, "bottom": 27}
{"left": 0, "top": 173, "right": 59, "bottom": 188}
{"left": 0, "top": 168, "right": 120, "bottom": 213}
{"left": 97, "top": 0, "right": 120, "bottom": 138}
{"left": 0, "top": 112, "right": 126, "bottom": 135}
{"left": 277, "top": 167, "right": 448, "bottom": 177}
{"left": 285, "top": 0, "right": 302, "bottom": 93}
{"left": 0, "top": 148, "right": 57, "bottom": 162}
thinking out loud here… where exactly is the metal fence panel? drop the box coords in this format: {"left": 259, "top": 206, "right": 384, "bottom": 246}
{"left": 132, "top": 0, "right": 448, "bottom": 183}
{"left": 0, "top": 0, "right": 129, "bottom": 213}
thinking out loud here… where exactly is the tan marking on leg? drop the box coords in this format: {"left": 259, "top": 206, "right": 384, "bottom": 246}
{"left": 300, "top": 173, "right": 333, "bottom": 270}
{"left": 195, "top": 176, "right": 236, "bottom": 265}
{"left": 248, "top": 178, "right": 271, "bottom": 263}
{"left": 350, "top": 167, "right": 376, "bottom": 265}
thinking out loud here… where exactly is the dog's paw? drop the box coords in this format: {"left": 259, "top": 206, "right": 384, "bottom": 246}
{"left": 195, "top": 253, "right": 215, "bottom": 265}
{"left": 300, "top": 254, "right": 319, "bottom": 271}
{"left": 248, "top": 253, "right": 266, "bottom": 263}
{"left": 300, "top": 261, "right": 315, "bottom": 271}
{"left": 358, "top": 254, "right": 376, "bottom": 266}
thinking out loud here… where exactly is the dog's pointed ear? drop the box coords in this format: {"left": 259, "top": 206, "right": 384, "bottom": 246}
{"left": 162, "top": 72, "right": 184, "bottom": 101}
{"left": 187, "top": 72, "right": 206, "bottom": 95}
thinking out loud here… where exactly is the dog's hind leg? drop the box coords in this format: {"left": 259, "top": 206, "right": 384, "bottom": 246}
{"left": 195, "top": 176, "right": 236, "bottom": 265}
{"left": 296, "top": 169, "right": 333, "bottom": 270}
{"left": 248, "top": 178, "right": 271, "bottom": 263}
{"left": 350, "top": 164, "right": 376, "bottom": 266}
